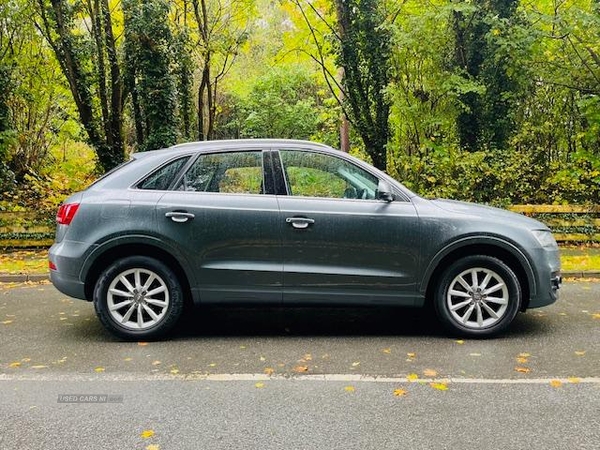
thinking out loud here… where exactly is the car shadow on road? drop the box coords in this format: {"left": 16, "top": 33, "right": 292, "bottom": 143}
{"left": 170, "top": 306, "right": 549, "bottom": 340}
{"left": 172, "top": 306, "right": 448, "bottom": 339}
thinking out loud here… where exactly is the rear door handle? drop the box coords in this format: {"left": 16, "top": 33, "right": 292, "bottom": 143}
{"left": 286, "top": 217, "right": 315, "bottom": 229}
{"left": 165, "top": 212, "right": 195, "bottom": 223}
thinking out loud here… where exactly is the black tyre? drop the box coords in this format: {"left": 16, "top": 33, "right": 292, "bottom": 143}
{"left": 434, "top": 255, "right": 521, "bottom": 337}
{"left": 93, "top": 256, "right": 184, "bottom": 340}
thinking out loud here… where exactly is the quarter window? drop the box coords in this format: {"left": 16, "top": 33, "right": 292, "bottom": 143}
{"left": 279, "top": 150, "right": 379, "bottom": 200}
{"left": 176, "top": 151, "right": 264, "bottom": 194}
{"left": 138, "top": 157, "right": 190, "bottom": 190}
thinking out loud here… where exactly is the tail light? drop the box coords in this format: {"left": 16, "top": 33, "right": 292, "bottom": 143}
{"left": 56, "top": 203, "right": 80, "bottom": 225}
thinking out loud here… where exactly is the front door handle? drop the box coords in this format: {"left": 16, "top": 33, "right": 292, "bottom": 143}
{"left": 286, "top": 217, "right": 315, "bottom": 229}
{"left": 165, "top": 211, "right": 195, "bottom": 223}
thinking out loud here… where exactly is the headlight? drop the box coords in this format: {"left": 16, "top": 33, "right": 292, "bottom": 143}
{"left": 532, "top": 230, "right": 558, "bottom": 249}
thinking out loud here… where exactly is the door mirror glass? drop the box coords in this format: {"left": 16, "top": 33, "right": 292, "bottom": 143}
{"left": 376, "top": 180, "right": 394, "bottom": 202}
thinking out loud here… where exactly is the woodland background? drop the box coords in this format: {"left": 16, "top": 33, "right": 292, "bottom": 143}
{"left": 1, "top": 0, "right": 599, "bottom": 216}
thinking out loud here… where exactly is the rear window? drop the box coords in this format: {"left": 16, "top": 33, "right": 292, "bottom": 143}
{"left": 137, "top": 157, "right": 190, "bottom": 190}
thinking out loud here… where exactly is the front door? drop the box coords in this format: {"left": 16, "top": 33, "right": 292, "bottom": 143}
{"left": 275, "top": 149, "right": 420, "bottom": 306}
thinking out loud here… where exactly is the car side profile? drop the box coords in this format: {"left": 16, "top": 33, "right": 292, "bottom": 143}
{"left": 49, "top": 139, "right": 561, "bottom": 340}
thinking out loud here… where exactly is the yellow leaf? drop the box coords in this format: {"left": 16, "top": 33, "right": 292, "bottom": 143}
{"left": 146, "top": 445, "right": 160, "bottom": 450}
{"left": 94, "top": 367, "right": 105, "bottom": 373}
{"left": 518, "top": 353, "right": 531, "bottom": 358}
{"left": 293, "top": 365, "right": 308, "bottom": 373}
{"left": 31, "top": 365, "right": 47, "bottom": 369}
{"left": 407, "top": 373, "right": 419, "bottom": 382}
{"left": 208, "top": 363, "right": 217, "bottom": 367}
{"left": 303, "top": 354, "right": 313, "bottom": 361}
{"left": 170, "top": 368, "right": 179, "bottom": 374}
{"left": 550, "top": 380, "right": 562, "bottom": 388}
{"left": 264, "top": 367, "right": 275, "bottom": 376}
{"left": 568, "top": 377, "right": 581, "bottom": 384}
{"left": 1, "top": 320, "right": 13, "bottom": 324}
{"left": 124, "top": 358, "right": 133, "bottom": 362}
{"left": 141, "top": 430, "right": 155, "bottom": 439}
{"left": 455, "top": 340, "right": 464, "bottom": 344}
{"left": 469, "top": 353, "right": 481, "bottom": 357}
{"left": 344, "top": 386, "right": 355, "bottom": 392}
{"left": 138, "top": 342, "right": 148, "bottom": 346}
{"left": 351, "top": 361, "right": 360, "bottom": 367}
{"left": 255, "top": 382, "right": 265, "bottom": 388}
{"left": 407, "top": 352, "right": 416, "bottom": 358}
{"left": 259, "top": 356, "right": 266, "bottom": 362}
{"left": 430, "top": 382, "right": 449, "bottom": 391}
{"left": 393, "top": 388, "right": 407, "bottom": 397}
{"left": 423, "top": 369, "right": 438, "bottom": 377}
{"left": 151, "top": 361, "right": 161, "bottom": 366}
{"left": 574, "top": 351, "right": 586, "bottom": 356}
{"left": 515, "top": 367, "right": 531, "bottom": 373}
{"left": 516, "top": 357, "right": 528, "bottom": 364}
{"left": 382, "top": 348, "right": 391, "bottom": 354}
{"left": 9, "top": 362, "right": 21, "bottom": 368}
{"left": 592, "top": 313, "right": 600, "bottom": 319}
{"left": 21, "top": 358, "right": 31, "bottom": 362}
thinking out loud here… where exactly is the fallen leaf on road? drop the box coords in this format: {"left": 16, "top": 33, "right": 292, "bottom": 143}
{"left": 208, "top": 363, "right": 217, "bottom": 367}
{"left": 94, "top": 367, "right": 105, "bottom": 373}
{"left": 515, "top": 367, "right": 530, "bottom": 373}
{"left": 382, "top": 348, "right": 391, "bottom": 354}
{"left": 255, "top": 382, "right": 265, "bottom": 388}
{"left": 124, "top": 358, "right": 133, "bottom": 362}
{"left": 592, "top": 313, "right": 600, "bottom": 319}
{"left": 518, "top": 353, "right": 531, "bottom": 358}
{"left": 151, "top": 361, "right": 161, "bottom": 366}
{"left": 146, "top": 445, "right": 160, "bottom": 450}
{"left": 138, "top": 342, "right": 148, "bottom": 346}
{"left": 407, "top": 352, "right": 416, "bottom": 358}
{"left": 170, "top": 368, "right": 179, "bottom": 375}
{"left": 141, "top": 430, "right": 155, "bottom": 439}
{"left": 455, "top": 340, "right": 464, "bottom": 344}
{"left": 407, "top": 373, "right": 419, "bottom": 382}
{"left": 259, "top": 356, "right": 266, "bottom": 362}
{"left": 393, "top": 388, "right": 407, "bottom": 397}
{"left": 344, "top": 386, "right": 355, "bottom": 393}
{"left": 516, "top": 357, "right": 528, "bottom": 364}
{"left": 423, "top": 369, "right": 438, "bottom": 377}
{"left": 430, "top": 382, "right": 448, "bottom": 391}
{"left": 303, "top": 354, "right": 313, "bottom": 361}
{"left": 1, "top": 320, "right": 13, "bottom": 324}
{"left": 568, "top": 377, "right": 580, "bottom": 384}
{"left": 550, "top": 380, "right": 562, "bottom": 388}
{"left": 9, "top": 362, "right": 21, "bottom": 368}
{"left": 351, "top": 361, "right": 360, "bottom": 367}
{"left": 469, "top": 353, "right": 481, "bottom": 357}
{"left": 575, "top": 351, "right": 586, "bottom": 356}
{"left": 293, "top": 365, "right": 308, "bottom": 373}
{"left": 264, "top": 367, "right": 275, "bottom": 376}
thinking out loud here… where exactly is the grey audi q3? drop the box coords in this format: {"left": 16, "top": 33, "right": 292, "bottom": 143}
{"left": 49, "top": 139, "right": 561, "bottom": 340}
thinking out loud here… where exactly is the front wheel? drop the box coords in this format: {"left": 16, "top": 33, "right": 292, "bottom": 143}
{"left": 434, "top": 255, "right": 521, "bottom": 337}
{"left": 94, "top": 256, "right": 184, "bottom": 340}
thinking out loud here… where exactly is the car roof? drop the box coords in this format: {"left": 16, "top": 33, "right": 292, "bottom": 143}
{"left": 132, "top": 139, "right": 332, "bottom": 160}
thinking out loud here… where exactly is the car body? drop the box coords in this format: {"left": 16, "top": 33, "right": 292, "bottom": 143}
{"left": 49, "top": 139, "right": 561, "bottom": 339}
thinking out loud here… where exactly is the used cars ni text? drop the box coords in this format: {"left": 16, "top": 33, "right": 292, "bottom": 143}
{"left": 49, "top": 139, "right": 561, "bottom": 340}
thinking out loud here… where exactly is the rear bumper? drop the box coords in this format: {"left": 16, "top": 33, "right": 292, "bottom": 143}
{"left": 49, "top": 269, "right": 87, "bottom": 300}
{"left": 49, "top": 241, "right": 91, "bottom": 301}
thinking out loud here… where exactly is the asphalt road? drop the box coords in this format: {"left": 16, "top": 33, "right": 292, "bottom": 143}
{"left": 1, "top": 281, "right": 599, "bottom": 449}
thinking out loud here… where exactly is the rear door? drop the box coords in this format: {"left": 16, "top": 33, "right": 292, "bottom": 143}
{"left": 274, "top": 149, "right": 420, "bottom": 306}
{"left": 156, "top": 149, "right": 282, "bottom": 304}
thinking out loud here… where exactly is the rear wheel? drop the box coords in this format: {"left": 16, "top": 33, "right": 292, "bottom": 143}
{"left": 94, "top": 256, "right": 184, "bottom": 340}
{"left": 434, "top": 255, "right": 521, "bottom": 337}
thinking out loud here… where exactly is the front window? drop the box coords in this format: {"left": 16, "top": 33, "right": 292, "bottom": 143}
{"left": 176, "top": 151, "right": 264, "bottom": 194}
{"left": 279, "top": 150, "right": 379, "bottom": 199}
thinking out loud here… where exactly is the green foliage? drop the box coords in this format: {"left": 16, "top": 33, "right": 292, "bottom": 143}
{"left": 333, "top": 0, "right": 391, "bottom": 169}
{"left": 123, "top": 0, "right": 178, "bottom": 151}
{"left": 221, "top": 66, "right": 336, "bottom": 141}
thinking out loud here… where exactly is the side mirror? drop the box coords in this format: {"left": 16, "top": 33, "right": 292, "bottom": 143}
{"left": 376, "top": 180, "right": 394, "bottom": 202}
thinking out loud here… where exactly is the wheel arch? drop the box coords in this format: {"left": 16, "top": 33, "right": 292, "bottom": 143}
{"left": 82, "top": 238, "right": 194, "bottom": 307}
{"left": 422, "top": 237, "right": 535, "bottom": 312}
